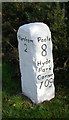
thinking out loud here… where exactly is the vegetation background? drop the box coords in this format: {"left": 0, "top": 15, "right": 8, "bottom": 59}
{"left": 2, "top": 2, "right": 69, "bottom": 119}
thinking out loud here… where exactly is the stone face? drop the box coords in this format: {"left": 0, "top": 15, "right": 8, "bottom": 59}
{"left": 17, "top": 22, "right": 55, "bottom": 104}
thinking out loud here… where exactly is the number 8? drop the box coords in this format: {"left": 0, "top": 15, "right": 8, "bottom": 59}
{"left": 41, "top": 44, "right": 47, "bottom": 56}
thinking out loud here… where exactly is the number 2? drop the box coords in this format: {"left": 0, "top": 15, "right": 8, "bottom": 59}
{"left": 24, "top": 43, "right": 27, "bottom": 52}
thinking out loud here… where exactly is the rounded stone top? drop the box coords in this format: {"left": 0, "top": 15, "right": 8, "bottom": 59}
{"left": 17, "top": 22, "right": 51, "bottom": 38}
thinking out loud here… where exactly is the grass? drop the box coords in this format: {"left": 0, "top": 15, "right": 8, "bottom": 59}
{"left": 0, "top": 63, "right": 2, "bottom": 120}
{"left": 2, "top": 63, "right": 69, "bottom": 119}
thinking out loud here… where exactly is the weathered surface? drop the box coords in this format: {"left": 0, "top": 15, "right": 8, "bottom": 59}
{"left": 17, "top": 22, "right": 55, "bottom": 104}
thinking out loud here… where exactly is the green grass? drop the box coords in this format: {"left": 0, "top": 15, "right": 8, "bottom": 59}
{"left": 0, "top": 64, "right": 2, "bottom": 120}
{"left": 2, "top": 64, "right": 69, "bottom": 119}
